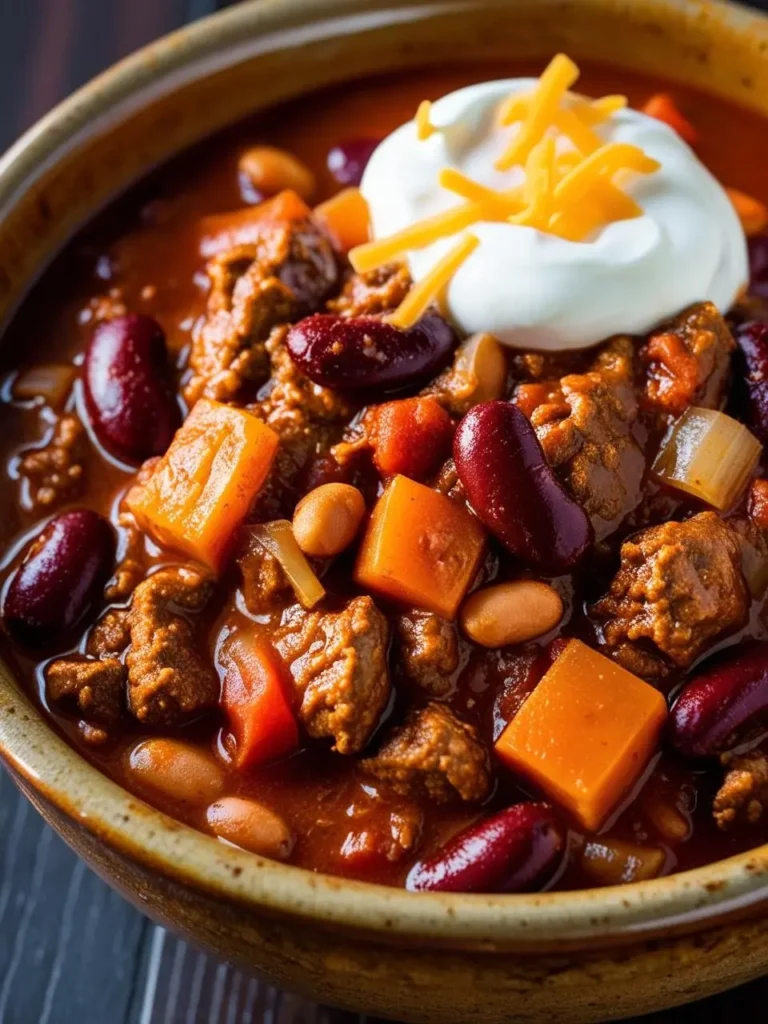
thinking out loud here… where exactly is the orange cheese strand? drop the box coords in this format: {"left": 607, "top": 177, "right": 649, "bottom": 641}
{"left": 554, "top": 142, "right": 660, "bottom": 208}
{"left": 501, "top": 92, "right": 627, "bottom": 128}
{"left": 549, "top": 181, "right": 642, "bottom": 241}
{"left": 349, "top": 201, "right": 486, "bottom": 272}
{"left": 495, "top": 53, "right": 579, "bottom": 170}
{"left": 509, "top": 137, "right": 557, "bottom": 230}
{"left": 438, "top": 168, "right": 523, "bottom": 213}
{"left": 415, "top": 100, "right": 436, "bottom": 141}
{"left": 387, "top": 233, "right": 480, "bottom": 330}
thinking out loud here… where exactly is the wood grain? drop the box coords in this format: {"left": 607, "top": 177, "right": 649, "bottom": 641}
{"left": 2, "top": 0, "right": 768, "bottom": 1021}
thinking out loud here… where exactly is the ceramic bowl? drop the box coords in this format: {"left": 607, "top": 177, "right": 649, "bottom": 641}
{"left": 3, "top": 2, "right": 768, "bottom": 1021}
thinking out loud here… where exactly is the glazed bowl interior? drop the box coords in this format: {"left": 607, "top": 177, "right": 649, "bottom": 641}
{"left": 2, "top": 0, "right": 768, "bottom": 951}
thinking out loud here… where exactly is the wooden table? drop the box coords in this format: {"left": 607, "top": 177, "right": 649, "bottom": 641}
{"left": 2, "top": 2, "right": 768, "bottom": 1021}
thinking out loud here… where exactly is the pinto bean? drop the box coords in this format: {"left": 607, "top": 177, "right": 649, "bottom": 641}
{"left": 238, "top": 146, "right": 315, "bottom": 200}
{"left": 292, "top": 482, "right": 366, "bottom": 557}
{"left": 3, "top": 509, "right": 115, "bottom": 648}
{"left": 453, "top": 401, "right": 593, "bottom": 572}
{"left": 669, "top": 642, "right": 768, "bottom": 758}
{"left": 406, "top": 803, "right": 564, "bottom": 893}
{"left": 127, "top": 739, "right": 226, "bottom": 805}
{"left": 206, "top": 796, "right": 295, "bottom": 860}
{"left": 286, "top": 313, "right": 457, "bottom": 392}
{"left": 580, "top": 838, "right": 666, "bottom": 886}
{"left": 84, "top": 314, "right": 180, "bottom": 461}
{"left": 460, "top": 581, "right": 563, "bottom": 648}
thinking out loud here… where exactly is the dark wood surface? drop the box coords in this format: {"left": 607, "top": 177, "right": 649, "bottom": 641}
{"left": 3, "top": 1, "right": 768, "bottom": 1021}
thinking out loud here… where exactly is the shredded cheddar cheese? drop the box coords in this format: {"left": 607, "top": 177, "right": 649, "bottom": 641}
{"left": 415, "top": 100, "right": 436, "bottom": 141}
{"left": 387, "top": 233, "right": 480, "bottom": 329}
{"left": 351, "top": 54, "right": 661, "bottom": 327}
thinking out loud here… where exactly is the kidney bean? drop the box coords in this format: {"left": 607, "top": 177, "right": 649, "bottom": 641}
{"left": 84, "top": 314, "right": 180, "bottom": 461}
{"left": 732, "top": 321, "right": 768, "bottom": 442}
{"left": 327, "top": 137, "right": 380, "bottom": 187}
{"left": 748, "top": 234, "right": 768, "bottom": 301}
{"left": 669, "top": 642, "right": 768, "bottom": 758}
{"left": 2, "top": 509, "right": 115, "bottom": 649}
{"left": 286, "top": 313, "right": 457, "bottom": 392}
{"left": 453, "top": 401, "right": 593, "bottom": 572}
{"left": 406, "top": 803, "right": 564, "bottom": 893}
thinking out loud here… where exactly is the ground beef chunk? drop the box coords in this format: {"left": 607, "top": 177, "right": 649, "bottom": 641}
{"left": 237, "top": 532, "right": 290, "bottom": 616}
{"left": 19, "top": 413, "right": 87, "bottom": 511}
{"left": 515, "top": 337, "right": 644, "bottom": 533}
{"left": 126, "top": 565, "right": 219, "bottom": 726}
{"left": 396, "top": 611, "right": 459, "bottom": 696}
{"left": 46, "top": 658, "right": 125, "bottom": 744}
{"left": 250, "top": 326, "right": 352, "bottom": 517}
{"left": 105, "top": 511, "right": 146, "bottom": 601}
{"left": 88, "top": 608, "right": 131, "bottom": 658}
{"left": 641, "top": 302, "right": 734, "bottom": 423}
{"left": 714, "top": 750, "right": 768, "bottom": 829}
{"left": 328, "top": 263, "right": 411, "bottom": 318}
{"left": 185, "top": 214, "right": 338, "bottom": 405}
{"left": 361, "top": 703, "right": 491, "bottom": 804}
{"left": 340, "top": 797, "right": 424, "bottom": 866}
{"left": 592, "top": 512, "right": 749, "bottom": 679}
{"left": 274, "top": 596, "right": 390, "bottom": 755}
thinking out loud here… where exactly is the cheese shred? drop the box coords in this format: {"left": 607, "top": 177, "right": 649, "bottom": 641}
{"left": 415, "top": 100, "right": 436, "bottom": 141}
{"left": 388, "top": 233, "right": 480, "bottom": 329}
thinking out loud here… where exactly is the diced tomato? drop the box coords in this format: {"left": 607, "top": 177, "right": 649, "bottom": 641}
{"left": 642, "top": 93, "right": 699, "bottom": 146}
{"left": 367, "top": 397, "right": 454, "bottom": 480}
{"left": 222, "top": 634, "right": 299, "bottom": 770}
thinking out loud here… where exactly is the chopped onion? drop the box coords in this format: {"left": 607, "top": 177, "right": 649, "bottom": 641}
{"left": 652, "top": 406, "right": 761, "bottom": 511}
{"left": 251, "top": 520, "right": 325, "bottom": 609}
{"left": 13, "top": 363, "right": 75, "bottom": 406}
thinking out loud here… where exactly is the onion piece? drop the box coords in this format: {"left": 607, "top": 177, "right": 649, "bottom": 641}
{"left": 251, "top": 520, "right": 325, "bottom": 609}
{"left": 652, "top": 406, "right": 761, "bottom": 511}
{"left": 13, "top": 363, "right": 75, "bottom": 407}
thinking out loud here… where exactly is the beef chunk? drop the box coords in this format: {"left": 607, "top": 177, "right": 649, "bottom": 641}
{"left": 250, "top": 326, "right": 352, "bottom": 518}
{"left": 46, "top": 657, "right": 125, "bottom": 743}
{"left": 237, "top": 532, "right": 290, "bottom": 616}
{"left": 275, "top": 596, "right": 390, "bottom": 755}
{"left": 515, "top": 337, "right": 644, "bottom": 534}
{"left": 126, "top": 565, "right": 219, "bottom": 726}
{"left": 641, "top": 301, "right": 734, "bottom": 423}
{"left": 361, "top": 703, "right": 491, "bottom": 804}
{"left": 88, "top": 608, "right": 130, "bottom": 658}
{"left": 19, "top": 413, "right": 87, "bottom": 511}
{"left": 714, "top": 750, "right": 768, "bottom": 829}
{"left": 105, "top": 512, "right": 146, "bottom": 601}
{"left": 328, "top": 263, "right": 411, "bottom": 318}
{"left": 592, "top": 512, "right": 749, "bottom": 679}
{"left": 396, "top": 610, "right": 459, "bottom": 696}
{"left": 185, "top": 213, "right": 338, "bottom": 404}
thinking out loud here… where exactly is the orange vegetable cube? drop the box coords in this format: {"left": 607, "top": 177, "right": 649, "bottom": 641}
{"left": 495, "top": 639, "right": 667, "bottom": 831}
{"left": 642, "top": 93, "right": 698, "bottom": 146}
{"left": 727, "top": 187, "right": 768, "bottom": 237}
{"left": 197, "top": 189, "right": 312, "bottom": 257}
{"left": 354, "top": 475, "right": 485, "bottom": 619}
{"left": 128, "top": 399, "right": 278, "bottom": 573}
{"left": 313, "top": 188, "right": 370, "bottom": 253}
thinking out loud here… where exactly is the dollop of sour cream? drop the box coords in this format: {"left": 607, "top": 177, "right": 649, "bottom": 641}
{"left": 361, "top": 80, "right": 748, "bottom": 351}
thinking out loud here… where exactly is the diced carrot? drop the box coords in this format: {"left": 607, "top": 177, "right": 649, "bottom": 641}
{"left": 354, "top": 474, "right": 486, "bottom": 619}
{"left": 642, "top": 93, "right": 698, "bottom": 146}
{"left": 727, "top": 187, "right": 768, "bottom": 237}
{"left": 495, "top": 639, "right": 667, "bottom": 831}
{"left": 127, "top": 399, "right": 278, "bottom": 573}
{"left": 366, "top": 397, "right": 454, "bottom": 480}
{"left": 222, "top": 634, "right": 299, "bottom": 770}
{"left": 313, "top": 187, "right": 370, "bottom": 253}
{"left": 196, "top": 189, "right": 312, "bottom": 258}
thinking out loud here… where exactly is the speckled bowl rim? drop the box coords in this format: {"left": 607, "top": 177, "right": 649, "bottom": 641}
{"left": 2, "top": 0, "right": 768, "bottom": 948}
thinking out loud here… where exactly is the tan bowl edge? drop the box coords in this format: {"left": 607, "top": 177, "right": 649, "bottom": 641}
{"left": 2, "top": 0, "right": 768, "bottom": 956}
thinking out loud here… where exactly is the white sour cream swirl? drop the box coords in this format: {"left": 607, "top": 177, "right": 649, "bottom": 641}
{"left": 361, "top": 79, "right": 748, "bottom": 351}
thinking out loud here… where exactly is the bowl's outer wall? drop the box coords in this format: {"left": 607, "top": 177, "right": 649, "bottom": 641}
{"left": 3, "top": 1, "right": 768, "bottom": 1021}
